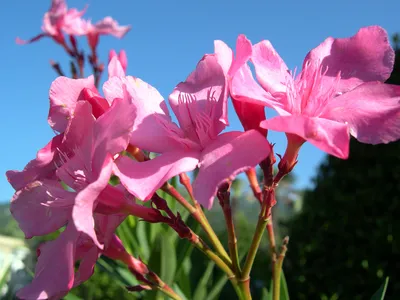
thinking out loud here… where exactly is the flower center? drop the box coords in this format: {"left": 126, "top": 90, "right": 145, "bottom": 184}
{"left": 287, "top": 60, "right": 341, "bottom": 117}
{"left": 177, "top": 88, "right": 220, "bottom": 148}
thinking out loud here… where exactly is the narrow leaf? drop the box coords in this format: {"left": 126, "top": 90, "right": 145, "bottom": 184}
{"left": 371, "top": 277, "right": 389, "bottom": 300}
{"left": 192, "top": 261, "right": 215, "bottom": 300}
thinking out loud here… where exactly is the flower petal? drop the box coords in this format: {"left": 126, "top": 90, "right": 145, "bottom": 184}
{"left": 169, "top": 54, "right": 228, "bottom": 142}
{"left": 229, "top": 35, "right": 288, "bottom": 115}
{"left": 73, "top": 244, "right": 99, "bottom": 287}
{"left": 320, "top": 82, "right": 400, "bottom": 144}
{"left": 114, "top": 151, "right": 200, "bottom": 201}
{"left": 108, "top": 56, "right": 125, "bottom": 78}
{"left": 193, "top": 130, "right": 271, "bottom": 209}
{"left": 261, "top": 115, "right": 350, "bottom": 158}
{"left": 10, "top": 180, "right": 74, "bottom": 239}
{"left": 252, "top": 40, "right": 291, "bottom": 94}
{"left": 304, "top": 26, "right": 395, "bottom": 93}
{"left": 72, "top": 155, "right": 114, "bottom": 249}
{"left": 6, "top": 134, "right": 63, "bottom": 191}
{"left": 92, "top": 95, "right": 135, "bottom": 174}
{"left": 103, "top": 76, "right": 193, "bottom": 153}
{"left": 232, "top": 99, "right": 267, "bottom": 135}
{"left": 94, "top": 214, "right": 126, "bottom": 247}
{"left": 214, "top": 40, "right": 233, "bottom": 75}
{"left": 16, "top": 225, "right": 78, "bottom": 300}
{"left": 49, "top": 76, "right": 96, "bottom": 132}
{"left": 93, "top": 17, "right": 131, "bottom": 38}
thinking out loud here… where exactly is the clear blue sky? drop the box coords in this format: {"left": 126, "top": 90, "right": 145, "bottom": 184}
{"left": 1, "top": 0, "right": 399, "bottom": 201}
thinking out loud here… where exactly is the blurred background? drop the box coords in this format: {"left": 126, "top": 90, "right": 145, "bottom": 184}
{"left": 0, "top": 1, "right": 399, "bottom": 299}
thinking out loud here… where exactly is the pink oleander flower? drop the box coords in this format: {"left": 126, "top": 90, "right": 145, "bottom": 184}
{"left": 16, "top": 0, "right": 86, "bottom": 46}
{"left": 9, "top": 76, "right": 166, "bottom": 299}
{"left": 16, "top": 214, "right": 129, "bottom": 299}
{"left": 85, "top": 17, "right": 131, "bottom": 52}
{"left": 6, "top": 77, "right": 98, "bottom": 191}
{"left": 229, "top": 26, "right": 400, "bottom": 166}
{"left": 9, "top": 98, "right": 160, "bottom": 247}
{"left": 7, "top": 56, "right": 129, "bottom": 192}
{"left": 109, "top": 49, "right": 128, "bottom": 75}
{"left": 103, "top": 54, "right": 271, "bottom": 209}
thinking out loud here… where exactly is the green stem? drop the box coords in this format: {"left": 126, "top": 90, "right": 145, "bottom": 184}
{"left": 273, "top": 237, "right": 289, "bottom": 300}
{"left": 241, "top": 211, "right": 268, "bottom": 280}
{"left": 186, "top": 229, "right": 247, "bottom": 299}
{"left": 162, "top": 183, "right": 233, "bottom": 267}
{"left": 241, "top": 189, "right": 274, "bottom": 282}
{"left": 267, "top": 216, "right": 277, "bottom": 280}
{"left": 237, "top": 278, "right": 252, "bottom": 300}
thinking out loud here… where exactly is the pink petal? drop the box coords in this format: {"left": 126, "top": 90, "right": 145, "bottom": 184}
{"left": 252, "top": 40, "right": 291, "bottom": 94}
{"left": 56, "top": 101, "right": 95, "bottom": 188}
{"left": 42, "top": 12, "right": 60, "bottom": 36}
{"left": 229, "top": 34, "right": 253, "bottom": 78}
{"left": 214, "top": 40, "right": 233, "bottom": 76}
{"left": 320, "top": 82, "right": 400, "bottom": 144}
{"left": 103, "top": 76, "right": 193, "bottom": 153}
{"left": 260, "top": 115, "right": 350, "bottom": 158}
{"left": 72, "top": 155, "right": 114, "bottom": 249}
{"left": 63, "top": 8, "right": 88, "bottom": 36}
{"left": 6, "top": 134, "right": 64, "bottom": 191}
{"left": 17, "top": 225, "right": 77, "bottom": 300}
{"left": 193, "top": 130, "right": 271, "bottom": 209}
{"left": 94, "top": 214, "right": 126, "bottom": 247}
{"left": 232, "top": 99, "right": 267, "bottom": 135}
{"left": 304, "top": 26, "right": 395, "bottom": 93}
{"left": 48, "top": 0, "right": 67, "bottom": 15}
{"left": 92, "top": 95, "right": 135, "bottom": 174}
{"left": 10, "top": 180, "right": 74, "bottom": 239}
{"left": 169, "top": 54, "right": 228, "bottom": 143}
{"left": 229, "top": 49, "right": 288, "bottom": 115}
{"left": 108, "top": 56, "right": 125, "bottom": 78}
{"left": 94, "top": 17, "right": 131, "bottom": 38}
{"left": 63, "top": 101, "right": 95, "bottom": 154}
{"left": 114, "top": 151, "right": 200, "bottom": 201}
{"left": 49, "top": 76, "right": 96, "bottom": 132}
{"left": 73, "top": 245, "right": 99, "bottom": 287}
{"left": 119, "top": 50, "right": 128, "bottom": 72}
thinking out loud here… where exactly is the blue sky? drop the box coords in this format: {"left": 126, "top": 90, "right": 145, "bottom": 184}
{"left": 1, "top": 0, "right": 399, "bottom": 201}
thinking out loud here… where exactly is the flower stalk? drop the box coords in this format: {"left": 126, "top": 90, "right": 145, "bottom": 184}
{"left": 217, "top": 182, "right": 242, "bottom": 277}
{"left": 273, "top": 237, "right": 289, "bottom": 300}
{"left": 162, "top": 182, "right": 233, "bottom": 267}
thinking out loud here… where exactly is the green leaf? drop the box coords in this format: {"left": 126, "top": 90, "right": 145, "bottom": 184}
{"left": 160, "top": 235, "right": 177, "bottom": 286}
{"left": 260, "top": 288, "right": 269, "bottom": 300}
{"left": 206, "top": 273, "right": 229, "bottom": 300}
{"left": 280, "top": 271, "right": 290, "bottom": 300}
{"left": 0, "top": 259, "right": 11, "bottom": 290}
{"left": 371, "top": 277, "right": 389, "bottom": 300}
{"left": 192, "top": 261, "right": 215, "bottom": 300}
{"left": 172, "top": 283, "right": 189, "bottom": 300}
{"left": 116, "top": 216, "right": 139, "bottom": 255}
{"left": 96, "top": 257, "right": 138, "bottom": 287}
{"left": 136, "top": 221, "right": 151, "bottom": 261}
{"left": 175, "top": 260, "right": 192, "bottom": 298}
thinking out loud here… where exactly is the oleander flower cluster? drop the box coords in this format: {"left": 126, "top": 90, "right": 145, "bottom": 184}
{"left": 7, "top": 1, "right": 400, "bottom": 299}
